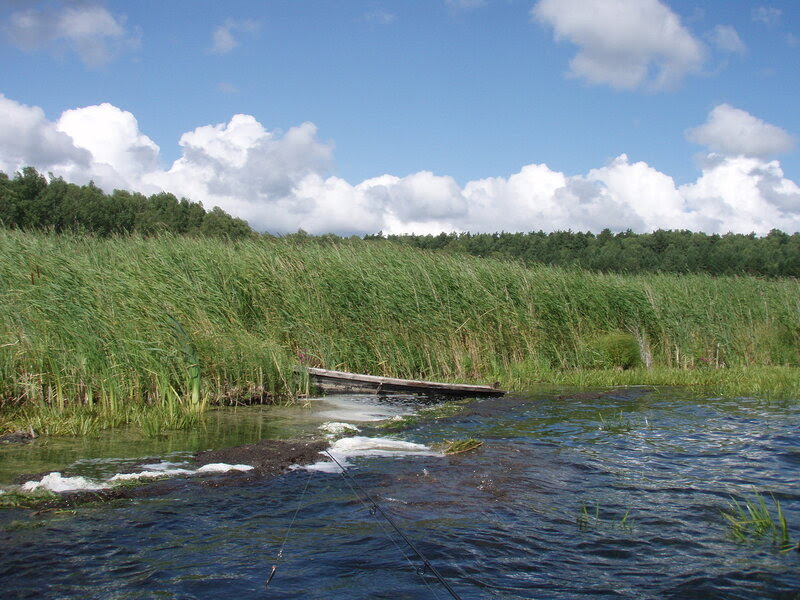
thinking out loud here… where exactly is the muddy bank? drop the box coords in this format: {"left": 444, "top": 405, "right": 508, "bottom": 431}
{"left": 195, "top": 438, "right": 330, "bottom": 487}
{"left": 195, "top": 438, "right": 329, "bottom": 475}
{"left": 5, "top": 438, "right": 331, "bottom": 511}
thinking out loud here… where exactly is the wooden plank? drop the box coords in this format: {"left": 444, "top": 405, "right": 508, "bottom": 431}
{"left": 305, "top": 367, "right": 505, "bottom": 397}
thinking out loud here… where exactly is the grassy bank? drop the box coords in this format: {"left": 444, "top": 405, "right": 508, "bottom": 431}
{"left": 1, "top": 230, "right": 798, "bottom": 434}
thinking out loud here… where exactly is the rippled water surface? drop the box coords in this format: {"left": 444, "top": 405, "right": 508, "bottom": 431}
{"left": 2, "top": 387, "right": 799, "bottom": 599}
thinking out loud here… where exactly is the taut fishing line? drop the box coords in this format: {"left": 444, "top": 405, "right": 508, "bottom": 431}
{"left": 264, "top": 452, "right": 463, "bottom": 600}
{"left": 324, "top": 450, "right": 463, "bottom": 600}
{"left": 265, "top": 467, "right": 314, "bottom": 588}
{"left": 327, "top": 452, "right": 443, "bottom": 600}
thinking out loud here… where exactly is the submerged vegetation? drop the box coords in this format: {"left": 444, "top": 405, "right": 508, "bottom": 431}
{"left": 378, "top": 399, "right": 471, "bottom": 432}
{"left": 577, "top": 502, "right": 635, "bottom": 533}
{"left": 438, "top": 438, "right": 484, "bottom": 455}
{"left": 0, "top": 229, "right": 798, "bottom": 435}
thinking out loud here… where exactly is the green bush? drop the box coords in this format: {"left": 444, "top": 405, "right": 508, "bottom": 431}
{"left": 589, "top": 333, "right": 641, "bottom": 370}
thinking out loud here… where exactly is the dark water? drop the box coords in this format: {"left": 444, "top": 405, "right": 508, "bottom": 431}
{"left": 2, "top": 387, "right": 799, "bottom": 599}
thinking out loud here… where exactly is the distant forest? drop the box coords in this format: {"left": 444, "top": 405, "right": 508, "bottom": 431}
{"left": 365, "top": 229, "right": 800, "bottom": 278}
{"left": 1, "top": 167, "right": 798, "bottom": 277}
{"left": 0, "top": 167, "right": 253, "bottom": 239}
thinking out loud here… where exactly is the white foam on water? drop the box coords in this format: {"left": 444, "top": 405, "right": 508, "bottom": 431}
{"left": 109, "top": 462, "right": 253, "bottom": 482}
{"left": 329, "top": 436, "right": 437, "bottom": 457}
{"left": 305, "top": 459, "right": 350, "bottom": 473}
{"left": 318, "top": 421, "right": 361, "bottom": 436}
{"left": 195, "top": 463, "right": 254, "bottom": 474}
{"left": 109, "top": 468, "right": 193, "bottom": 482}
{"left": 22, "top": 472, "right": 109, "bottom": 493}
{"left": 139, "top": 460, "right": 190, "bottom": 471}
{"left": 312, "top": 396, "right": 416, "bottom": 423}
{"left": 305, "top": 435, "right": 440, "bottom": 472}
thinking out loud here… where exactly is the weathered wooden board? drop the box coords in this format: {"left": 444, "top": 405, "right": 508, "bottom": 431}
{"left": 306, "top": 367, "right": 505, "bottom": 397}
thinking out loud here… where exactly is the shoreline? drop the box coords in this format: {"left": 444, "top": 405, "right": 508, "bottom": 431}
{"left": 3, "top": 365, "right": 799, "bottom": 439}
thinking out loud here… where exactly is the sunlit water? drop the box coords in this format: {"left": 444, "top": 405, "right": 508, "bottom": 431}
{"left": 1, "top": 387, "right": 799, "bottom": 599}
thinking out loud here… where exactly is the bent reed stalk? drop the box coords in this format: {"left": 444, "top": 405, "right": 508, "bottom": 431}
{"left": 1, "top": 230, "right": 798, "bottom": 434}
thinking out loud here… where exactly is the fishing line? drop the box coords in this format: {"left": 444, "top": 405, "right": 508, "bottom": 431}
{"left": 265, "top": 467, "right": 314, "bottom": 588}
{"left": 324, "top": 450, "right": 463, "bottom": 600}
{"left": 328, "top": 452, "right": 443, "bottom": 600}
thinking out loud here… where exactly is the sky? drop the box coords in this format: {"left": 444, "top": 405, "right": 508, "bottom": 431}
{"left": 1, "top": 0, "right": 799, "bottom": 236}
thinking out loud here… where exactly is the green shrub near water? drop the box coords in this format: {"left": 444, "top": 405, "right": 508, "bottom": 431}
{"left": 1, "top": 230, "right": 798, "bottom": 434}
{"left": 586, "top": 332, "right": 642, "bottom": 370}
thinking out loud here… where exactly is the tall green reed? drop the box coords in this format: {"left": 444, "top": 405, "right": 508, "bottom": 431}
{"left": 1, "top": 229, "right": 798, "bottom": 434}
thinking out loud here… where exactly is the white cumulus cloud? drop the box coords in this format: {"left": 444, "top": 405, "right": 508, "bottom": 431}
{"left": 686, "top": 104, "right": 796, "bottom": 158}
{"left": 0, "top": 95, "right": 799, "bottom": 236}
{"left": 681, "top": 156, "right": 800, "bottom": 233}
{"left": 57, "top": 103, "right": 160, "bottom": 188}
{"left": 532, "top": 0, "right": 705, "bottom": 90}
{"left": 0, "top": 93, "right": 91, "bottom": 176}
{"left": 3, "top": 1, "right": 138, "bottom": 66}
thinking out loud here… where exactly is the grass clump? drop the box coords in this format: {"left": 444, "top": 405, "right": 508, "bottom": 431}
{"left": 577, "top": 502, "right": 635, "bottom": 533}
{"left": 597, "top": 411, "right": 643, "bottom": 433}
{"left": 437, "top": 438, "right": 483, "bottom": 455}
{"left": 723, "top": 491, "right": 795, "bottom": 551}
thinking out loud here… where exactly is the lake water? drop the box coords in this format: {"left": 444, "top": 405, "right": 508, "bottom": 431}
{"left": 1, "top": 387, "right": 799, "bottom": 599}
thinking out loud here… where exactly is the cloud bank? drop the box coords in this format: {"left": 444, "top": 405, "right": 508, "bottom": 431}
{"left": 1, "top": 94, "right": 798, "bottom": 236}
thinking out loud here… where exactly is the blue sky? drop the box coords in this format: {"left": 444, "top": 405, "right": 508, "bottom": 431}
{"left": 1, "top": 0, "right": 798, "bottom": 235}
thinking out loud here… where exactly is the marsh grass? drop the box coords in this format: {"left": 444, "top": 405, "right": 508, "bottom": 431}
{"left": 723, "top": 492, "right": 794, "bottom": 551}
{"left": 533, "top": 365, "right": 800, "bottom": 400}
{"left": 1, "top": 230, "right": 798, "bottom": 435}
{"left": 437, "top": 438, "right": 483, "bottom": 455}
{"left": 0, "top": 489, "right": 58, "bottom": 510}
{"left": 577, "top": 502, "right": 635, "bottom": 533}
{"left": 597, "top": 411, "right": 642, "bottom": 433}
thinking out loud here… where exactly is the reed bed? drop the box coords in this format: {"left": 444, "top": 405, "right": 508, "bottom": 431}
{"left": 1, "top": 230, "right": 798, "bottom": 434}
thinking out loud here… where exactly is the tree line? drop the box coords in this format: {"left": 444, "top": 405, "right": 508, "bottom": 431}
{"left": 2, "top": 167, "right": 798, "bottom": 277}
{"left": 363, "top": 229, "right": 800, "bottom": 278}
{"left": 0, "top": 167, "right": 254, "bottom": 239}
